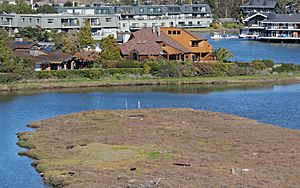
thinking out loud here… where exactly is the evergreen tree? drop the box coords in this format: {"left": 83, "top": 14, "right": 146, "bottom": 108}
{"left": 79, "top": 21, "right": 95, "bottom": 49}
{"left": 99, "top": 35, "right": 121, "bottom": 60}
{"left": 0, "top": 39, "right": 14, "bottom": 72}
{"left": 0, "top": 28, "right": 8, "bottom": 41}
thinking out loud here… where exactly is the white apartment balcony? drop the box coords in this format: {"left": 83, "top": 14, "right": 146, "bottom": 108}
{"left": 1, "top": 21, "right": 12, "bottom": 26}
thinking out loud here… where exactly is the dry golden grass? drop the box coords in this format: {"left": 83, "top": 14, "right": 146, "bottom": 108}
{"left": 18, "top": 109, "right": 300, "bottom": 187}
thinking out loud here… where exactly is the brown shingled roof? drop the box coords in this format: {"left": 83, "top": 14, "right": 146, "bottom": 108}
{"left": 12, "top": 49, "right": 71, "bottom": 64}
{"left": 120, "top": 28, "right": 190, "bottom": 56}
{"left": 120, "top": 28, "right": 164, "bottom": 55}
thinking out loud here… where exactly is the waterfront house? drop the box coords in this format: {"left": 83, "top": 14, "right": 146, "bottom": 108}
{"left": 120, "top": 27, "right": 213, "bottom": 62}
{"left": 240, "top": 13, "right": 300, "bottom": 43}
{"left": 240, "top": 0, "right": 277, "bottom": 17}
{"left": 258, "top": 14, "right": 300, "bottom": 42}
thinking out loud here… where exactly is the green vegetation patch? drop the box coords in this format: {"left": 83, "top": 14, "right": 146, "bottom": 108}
{"left": 38, "top": 143, "right": 173, "bottom": 171}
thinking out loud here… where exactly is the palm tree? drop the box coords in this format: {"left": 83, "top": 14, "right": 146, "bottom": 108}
{"left": 213, "top": 47, "right": 233, "bottom": 63}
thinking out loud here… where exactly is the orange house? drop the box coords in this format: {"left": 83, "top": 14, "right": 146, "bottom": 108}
{"left": 120, "top": 27, "right": 213, "bottom": 62}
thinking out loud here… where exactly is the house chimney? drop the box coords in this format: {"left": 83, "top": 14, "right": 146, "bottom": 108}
{"left": 15, "top": 36, "right": 23, "bottom": 42}
{"left": 157, "top": 26, "right": 161, "bottom": 37}
{"left": 29, "top": 46, "right": 40, "bottom": 57}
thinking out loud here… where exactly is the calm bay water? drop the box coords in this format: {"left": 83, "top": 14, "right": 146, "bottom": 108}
{"left": 0, "top": 83, "right": 300, "bottom": 187}
{"left": 200, "top": 33, "right": 300, "bottom": 64}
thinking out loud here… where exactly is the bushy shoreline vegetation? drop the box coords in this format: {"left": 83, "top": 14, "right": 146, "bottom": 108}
{"left": 1, "top": 58, "right": 300, "bottom": 84}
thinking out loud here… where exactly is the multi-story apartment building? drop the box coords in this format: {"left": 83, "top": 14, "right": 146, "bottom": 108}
{"left": 0, "top": 4, "right": 212, "bottom": 40}
{"left": 0, "top": 14, "right": 119, "bottom": 40}
{"left": 56, "top": 4, "right": 212, "bottom": 31}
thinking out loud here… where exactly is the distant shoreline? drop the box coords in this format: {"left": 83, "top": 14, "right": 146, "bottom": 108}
{"left": 187, "top": 28, "right": 240, "bottom": 34}
{"left": 1, "top": 74, "right": 300, "bottom": 93}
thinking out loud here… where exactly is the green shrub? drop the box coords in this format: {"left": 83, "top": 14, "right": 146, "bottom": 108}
{"left": 249, "top": 61, "right": 267, "bottom": 70}
{"left": 51, "top": 70, "right": 70, "bottom": 79}
{"left": 235, "top": 62, "right": 249, "bottom": 68}
{"left": 251, "top": 59, "right": 274, "bottom": 68}
{"left": 117, "top": 60, "right": 142, "bottom": 68}
{"left": 35, "top": 71, "right": 53, "bottom": 79}
{"left": 143, "top": 64, "right": 151, "bottom": 74}
{"left": 142, "top": 60, "right": 161, "bottom": 74}
{"left": 0, "top": 73, "right": 19, "bottom": 83}
{"left": 194, "top": 62, "right": 214, "bottom": 76}
{"left": 158, "top": 61, "right": 180, "bottom": 77}
{"left": 100, "top": 60, "right": 117, "bottom": 68}
{"left": 178, "top": 63, "right": 200, "bottom": 77}
{"left": 272, "top": 64, "right": 300, "bottom": 73}
{"left": 83, "top": 69, "right": 104, "bottom": 79}
{"left": 106, "top": 68, "right": 144, "bottom": 75}
{"left": 193, "top": 62, "right": 231, "bottom": 77}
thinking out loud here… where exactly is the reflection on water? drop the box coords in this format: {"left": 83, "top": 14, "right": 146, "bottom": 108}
{"left": 0, "top": 83, "right": 300, "bottom": 188}
{"left": 0, "top": 83, "right": 280, "bottom": 101}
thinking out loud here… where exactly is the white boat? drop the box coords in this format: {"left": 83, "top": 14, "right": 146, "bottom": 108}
{"left": 210, "top": 33, "right": 224, "bottom": 40}
{"left": 211, "top": 32, "right": 239, "bottom": 40}
{"left": 224, "top": 34, "right": 239, "bottom": 39}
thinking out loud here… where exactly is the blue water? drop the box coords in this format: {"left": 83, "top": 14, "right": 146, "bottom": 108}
{"left": 0, "top": 83, "right": 300, "bottom": 187}
{"left": 201, "top": 33, "right": 300, "bottom": 64}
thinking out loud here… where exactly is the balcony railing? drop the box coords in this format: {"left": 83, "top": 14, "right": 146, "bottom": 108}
{"left": 61, "top": 22, "right": 79, "bottom": 27}
{"left": 91, "top": 23, "right": 101, "bottom": 26}
{"left": 121, "top": 16, "right": 211, "bottom": 21}
{"left": 1, "top": 21, "right": 12, "bottom": 26}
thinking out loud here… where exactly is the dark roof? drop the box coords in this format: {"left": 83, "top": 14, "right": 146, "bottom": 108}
{"left": 264, "top": 13, "right": 300, "bottom": 22}
{"left": 241, "top": 0, "right": 277, "bottom": 8}
{"left": 120, "top": 28, "right": 193, "bottom": 56}
{"left": 7, "top": 41, "right": 71, "bottom": 64}
{"left": 243, "top": 12, "right": 272, "bottom": 22}
{"left": 13, "top": 50, "right": 71, "bottom": 64}
{"left": 6, "top": 41, "right": 40, "bottom": 51}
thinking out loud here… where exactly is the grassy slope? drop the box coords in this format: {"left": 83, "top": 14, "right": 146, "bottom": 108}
{"left": 2, "top": 74, "right": 300, "bottom": 92}
{"left": 17, "top": 109, "right": 300, "bottom": 187}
